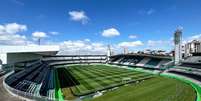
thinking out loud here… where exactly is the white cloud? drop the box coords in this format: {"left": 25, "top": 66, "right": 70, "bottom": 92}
{"left": 59, "top": 40, "right": 107, "bottom": 55}
{"left": 147, "top": 40, "right": 170, "bottom": 47}
{"left": 69, "top": 10, "right": 89, "bottom": 24}
{"left": 147, "top": 40, "right": 173, "bottom": 50}
{"left": 188, "top": 34, "right": 201, "bottom": 41}
{"left": 102, "top": 28, "right": 120, "bottom": 37}
{"left": 118, "top": 41, "right": 143, "bottom": 47}
{"left": 0, "top": 23, "right": 30, "bottom": 45}
{"left": 181, "top": 34, "right": 201, "bottom": 44}
{"left": 84, "top": 38, "right": 90, "bottom": 42}
{"left": 49, "top": 31, "right": 59, "bottom": 35}
{"left": 139, "top": 8, "right": 156, "bottom": 15}
{"left": 0, "top": 34, "right": 28, "bottom": 45}
{"left": 0, "top": 23, "right": 27, "bottom": 34}
{"left": 32, "top": 31, "right": 47, "bottom": 38}
{"left": 129, "top": 35, "right": 137, "bottom": 39}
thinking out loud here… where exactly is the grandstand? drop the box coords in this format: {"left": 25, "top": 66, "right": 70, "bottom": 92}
{"left": 183, "top": 56, "right": 201, "bottom": 63}
{"left": 177, "top": 55, "right": 201, "bottom": 69}
{"left": 168, "top": 70, "right": 201, "bottom": 81}
{"left": 4, "top": 59, "right": 154, "bottom": 100}
{"left": 4, "top": 60, "right": 57, "bottom": 100}
{"left": 4, "top": 54, "right": 165, "bottom": 100}
{"left": 43, "top": 55, "right": 107, "bottom": 66}
{"left": 109, "top": 54, "right": 172, "bottom": 69}
{"left": 179, "top": 56, "right": 201, "bottom": 70}
{"left": 2, "top": 54, "right": 200, "bottom": 101}
{"left": 166, "top": 54, "right": 201, "bottom": 83}
{"left": 3, "top": 55, "right": 108, "bottom": 100}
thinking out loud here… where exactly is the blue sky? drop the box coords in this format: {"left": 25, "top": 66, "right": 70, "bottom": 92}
{"left": 0, "top": 0, "right": 201, "bottom": 54}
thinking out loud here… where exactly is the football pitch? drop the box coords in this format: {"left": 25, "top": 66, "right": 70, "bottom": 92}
{"left": 57, "top": 64, "right": 153, "bottom": 99}
{"left": 56, "top": 64, "right": 196, "bottom": 101}
{"left": 91, "top": 76, "right": 196, "bottom": 101}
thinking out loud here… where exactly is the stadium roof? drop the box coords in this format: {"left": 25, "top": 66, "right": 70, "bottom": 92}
{"left": 0, "top": 45, "right": 59, "bottom": 53}
{"left": 111, "top": 53, "right": 172, "bottom": 60}
{"left": 0, "top": 45, "right": 59, "bottom": 64}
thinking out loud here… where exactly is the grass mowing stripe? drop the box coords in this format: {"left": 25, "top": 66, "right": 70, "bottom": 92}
{"left": 75, "top": 65, "right": 145, "bottom": 77}
{"left": 68, "top": 74, "right": 94, "bottom": 93}
{"left": 81, "top": 68, "right": 116, "bottom": 87}
{"left": 68, "top": 68, "right": 95, "bottom": 91}
{"left": 81, "top": 71, "right": 151, "bottom": 86}
{"left": 68, "top": 67, "right": 102, "bottom": 80}
{"left": 71, "top": 66, "right": 147, "bottom": 84}
{"left": 71, "top": 66, "right": 148, "bottom": 83}
{"left": 80, "top": 65, "right": 131, "bottom": 74}
{"left": 82, "top": 70, "right": 144, "bottom": 82}
{"left": 69, "top": 66, "right": 123, "bottom": 95}
{"left": 64, "top": 68, "right": 92, "bottom": 95}
{"left": 84, "top": 67, "right": 141, "bottom": 78}
{"left": 83, "top": 70, "right": 111, "bottom": 84}
{"left": 73, "top": 67, "right": 109, "bottom": 88}
{"left": 81, "top": 67, "right": 137, "bottom": 84}
{"left": 69, "top": 65, "right": 130, "bottom": 74}
{"left": 68, "top": 69, "right": 84, "bottom": 80}
{"left": 70, "top": 66, "right": 141, "bottom": 80}
{"left": 74, "top": 66, "right": 150, "bottom": 86}
{"left": 66, "top": 65, "right": 154, "bottom": 96}
{"left": 72, "top": 67, "right": 125, "bottom": 81}
{"left": 69, "top": 68, "right": 98, "bottom": 81}
{"left": 70, "top": 67, "right": 97, "bottom": 78}
{"left": 63, "top": 68, "right": 98, "bottom": 95}
{"left": 61, "top": 69, "right": 81, "bottom": 96}
{"left": 67, "top": 65, "right": 152, "bottom": 96}
{"left": 93, "top": 65, "right": 136, "bottom": 72}
{"left": 83, "top": 67, "right": 133, "bottom": 76}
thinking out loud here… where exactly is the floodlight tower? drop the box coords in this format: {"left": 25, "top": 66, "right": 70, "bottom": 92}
{"left": 107, "top": 45, "right": 112, "bottom": 62}
{"left": 174, "top": 27, "right": 183, "bottom": 65}
{"left": 38, "top": 38, "right": 41, "bottom": 45}
{"left": 123, "top": 47, "right": 128, "bottom": 54}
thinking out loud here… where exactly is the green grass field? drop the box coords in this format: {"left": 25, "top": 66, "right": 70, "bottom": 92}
{"left": 57, "top": 64, "right": 153, "bottom": 99}
{"left": 91, "top": 76, "right": 196, "bottom": 101}
{"left": 56, "top": 64, "right": 196, "bottom": 101}
{"left": 68, "top": 65, "right": 153, "bottom": 96}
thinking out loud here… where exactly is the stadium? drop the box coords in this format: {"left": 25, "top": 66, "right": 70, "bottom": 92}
{"left": 1, "top": 1, "right": 201, "bottom": 101}
{"left": 1, "top": 36, "right": 201, "bottom": 101}
{"left": 1, "top": 53, "right": 201, "bottom": 101}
